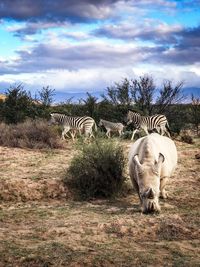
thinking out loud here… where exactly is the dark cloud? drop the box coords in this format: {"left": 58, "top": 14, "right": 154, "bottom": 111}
{"left": 94, "top": 21, "right": 200, "bottom": 65}
{"left": 11, "top": 21, "right": 67, "bottom": 38}
{"left": 0, "top": 0, "right": 119, "bottom": 22}
{"left": 0, "top": 42, "right": 153, "bottom": 74}
{"left": 94, "top": 22, "right": 181, "bottom": 44}
{"left": 176, "top": 26, "right": 200, "bottom": 49}
{"left": 150, "top": 46, "right": 200, "bottom": 65}
{"left": 0, "top": 0, "right": 189, "bottom": 24}
{"left": 150, "top": 26, "right": 200, "bottom": 65}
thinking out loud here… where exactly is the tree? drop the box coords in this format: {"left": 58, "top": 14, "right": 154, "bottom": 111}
{"left": 155, "top": 80, "right": 184, "bottom": 113}
{"left": 190, "top": 94, "right": 200, "bottom": 135}
{"left": 102, "top": 78, "right": 132, "bottom": 106}
{"left": 130, "top": 75, "right": 155, "bottom": 115}
{"left": 38, "top": 86, "right": 55, "bottom": 107}
{"left": 2, "top": 84, "right": 35, "bottom": 124}
{"left": 82, "top": 92, "right": 98, "bottom": 119}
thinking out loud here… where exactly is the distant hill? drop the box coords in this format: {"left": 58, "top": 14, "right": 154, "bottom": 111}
{"left": 0, "top": 94, "right": 6, "bottom": 101}
{"left": 183, "top": 88, "right": 200, "bottom": 97}
{"left": 54, "top": 88, "right": 200, "bottom": 103}
{"left": 0, "top": 87, "right": 199, "bottom": 104}
{"left": 53, "top": 91, "right": 103, "bottom": 103}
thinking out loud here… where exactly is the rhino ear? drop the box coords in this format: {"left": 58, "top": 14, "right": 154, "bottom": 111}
{"left": 158, "top": 153, "right": 165, "bottom": 163}
{"left": 133, "top": 154, "right": 142, "bottom": 169}
{"left": 155, "top": 153, "right": 165, "bottom": 168}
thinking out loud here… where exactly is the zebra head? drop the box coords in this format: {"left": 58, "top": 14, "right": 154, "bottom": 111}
{"left": 126, "top": 111, "right": 134, "bottom": 125}
{"left": 126, "top": 111, "right": 141, "bottom": 127}
{"left": 48, "top": 113, "right": 59, "bottom": 125}
{"left": 98, "top": 119, "right": 103, "bottom": 127}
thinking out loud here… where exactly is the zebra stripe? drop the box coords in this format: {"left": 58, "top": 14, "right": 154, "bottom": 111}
{"left": 99, "top": 119, "right": 124, "bottom": 138}
{"left": 126, "top": 111, "right": 171, "bottom": 140}
{"left": 50, "top": 113, "right": 97, "bottom": 140}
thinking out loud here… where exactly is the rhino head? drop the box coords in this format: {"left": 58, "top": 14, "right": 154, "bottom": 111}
{"left": 133, "top": 153, "right": 165, "bottom": 214}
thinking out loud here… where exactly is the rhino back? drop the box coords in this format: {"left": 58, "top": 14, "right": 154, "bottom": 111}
{"left": 128, "top": 133, "right": 177, "bottom": 177}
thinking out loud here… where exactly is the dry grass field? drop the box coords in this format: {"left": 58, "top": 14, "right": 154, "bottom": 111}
{"left": 0, "top": 138, "right": 200, "bottom": 267}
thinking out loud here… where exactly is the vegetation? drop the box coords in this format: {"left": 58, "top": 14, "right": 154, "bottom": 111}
{"left": 181, "top": 134, "right": 194, "bottom": 144}
{"left": 0, "top": 138, "right": 199, "bottom": 266}
{"left": 0, "top": 84, "right": 36, "bottom": 124}
{"left": 64, "top": 138, "right": 126, "bottom": 200}
{"left": 190, "top": 94, "right": 200, "bottom": 135}
{"left": 0, "top": 76, "right": 199, "bottom": 136}
{"left": 0, "top": 119, "right": 63, "bottom": 149}
{"left": 0, "top": 74, "right": 199, "bottom": 266}
{"left": 38, "top": 85, "right": 55, "bottom": 107}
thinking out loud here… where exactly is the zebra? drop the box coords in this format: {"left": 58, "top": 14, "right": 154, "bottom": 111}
{"left": 99, "top": 119, "right": 125, "bottom": 138}
{"left": 49, "top": 113, "right": 97, "bottom": 141}
{"left": 126, "top": 111, "right": 171, "bottom": 140}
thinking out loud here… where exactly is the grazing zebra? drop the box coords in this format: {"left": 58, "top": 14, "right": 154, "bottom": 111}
{"left": 99, "top": 119, "right": 124, "bottom": 138}
{"left": 49, "top": 113, "right": 97, "bottom": 141}
{"left": 126, "top": 111, "right": 171, "bottom": 140}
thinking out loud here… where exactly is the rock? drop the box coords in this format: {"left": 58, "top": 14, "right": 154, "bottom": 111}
{"left": 195, "top": 153, "right": 200, "bottom": 159}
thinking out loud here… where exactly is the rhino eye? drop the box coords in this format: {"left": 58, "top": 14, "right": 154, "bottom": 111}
{"left": 140, "top": 192, "right": 145, "bottom": 198}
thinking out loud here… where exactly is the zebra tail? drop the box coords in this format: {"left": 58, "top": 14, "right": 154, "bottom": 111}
{"left": 94, "top": 122, "right": 98, "bottom": 132}
{"left": 166, "top": 121, "right": 172, "bottom": 135}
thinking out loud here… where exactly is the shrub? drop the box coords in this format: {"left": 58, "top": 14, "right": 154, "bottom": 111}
{"left": 0, "top": 119, "right": 64, "bottom": 149}
{"left": 181, "top": 134, "right": 194, "bottom": 144}
{"left": 2, "top": 85, "right": 36, "bottom": 124}
{"left": 64, "top": 138, "right": 126, "bottom": 200}
{"left": 121, "top": 130, "right": 132, "bottom": 139}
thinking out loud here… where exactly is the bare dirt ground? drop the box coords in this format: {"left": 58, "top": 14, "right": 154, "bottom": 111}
{"left": 0, "top": 138, "right": 200, "bottom": 267}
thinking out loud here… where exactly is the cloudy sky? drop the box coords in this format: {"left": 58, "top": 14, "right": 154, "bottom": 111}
{"left": 0, "top": 0, "right": 200, "bottom": 99}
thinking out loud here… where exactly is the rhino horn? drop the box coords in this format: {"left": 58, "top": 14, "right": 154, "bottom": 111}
{"left": 133, "top": 154, "right": 142, "bottom": 169}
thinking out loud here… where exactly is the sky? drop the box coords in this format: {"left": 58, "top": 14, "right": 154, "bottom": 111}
{"left": 0, "top": 0, "right": 200, "bottom": 100}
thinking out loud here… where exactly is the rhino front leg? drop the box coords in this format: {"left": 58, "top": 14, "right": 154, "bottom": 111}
{"left": 160, "top": 177, "right": 169, "bottom": 199}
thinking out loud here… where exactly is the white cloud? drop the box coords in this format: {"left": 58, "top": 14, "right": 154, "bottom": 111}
{"left": 1, "top": 63, "right": 200, "bottom": 95}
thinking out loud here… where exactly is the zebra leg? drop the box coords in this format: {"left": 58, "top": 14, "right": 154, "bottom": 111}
{"left": 69, "top": 130, "right": 77, "bottom": 142}
{"left": 159, "top": 126, "right": 164, "bottom": 136}
{"left": 155, "top": 126, "right": 161, "bottom": 134}
{"left": 82, "top": 128, "right": 91, "bottom": 142}
{"left": 143, "top": 126, "right": 149, "bottom": 136}
{"left": 164, "top": 126, "right": 171, "bottom": 137}
{"left": 88, "top": 127, "right": 95, "bottom": 139}
{"left": 106, "top": 129, "right": 111, "bottom": 138}
{"left": 61, "top": 126, "right": 71, "bottom": 140}
{"left": 89, "top": 131, "right": 95, "bottom": 139}
{"left": 131, "top": 129, "right": 138, "bottom": 140}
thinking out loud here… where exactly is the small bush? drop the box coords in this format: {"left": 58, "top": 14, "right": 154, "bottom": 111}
{"left": 64, "top": 138, "right": 126, "bottom": 200}
{"left": 121, "top": 130, "right": 132, "bottom": 139}
{"left": 181, "top": 134, "right": 194, "bottom": 144}
{"left": 0, "top": 119, "right": 64, "bottom": 149}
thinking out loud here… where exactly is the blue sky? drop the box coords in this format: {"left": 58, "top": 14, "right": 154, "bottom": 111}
{"left": 0, "top": 0, "right": 200, "bottom": 100}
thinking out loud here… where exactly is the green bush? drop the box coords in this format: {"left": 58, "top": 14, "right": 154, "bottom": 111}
{"left": 0, "top": 119, "right": 64, "bottom": 149}
{"left": 64, "top": 138, "right": 126, "bottom": 200}
{"left": 121, "top": 130, "right": 132, "bottom": 139}
{"left": 181, "top": 134, "right": 194, "bottom": 144}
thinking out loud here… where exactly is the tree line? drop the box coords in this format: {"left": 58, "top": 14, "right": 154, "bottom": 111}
{"left": 0, "top": 75, "right": 199, "bottom": 134}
